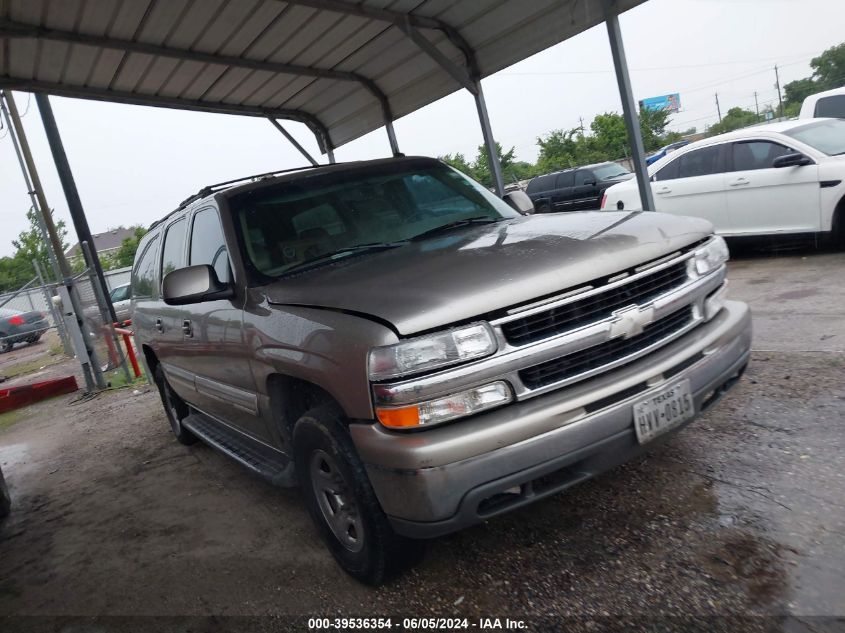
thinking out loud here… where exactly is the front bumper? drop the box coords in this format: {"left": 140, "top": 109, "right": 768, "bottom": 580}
{"left": 349, "top": 300, "right": 751, "bottom": 538}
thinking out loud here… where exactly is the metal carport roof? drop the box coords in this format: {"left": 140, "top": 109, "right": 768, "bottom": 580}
{"left": 0, "top": 0, "right": 646, "bottom": 154}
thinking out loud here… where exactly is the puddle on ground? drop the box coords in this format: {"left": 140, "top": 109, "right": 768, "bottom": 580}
{"left": 0, "top": 442, "right": 30, "bottom": 466}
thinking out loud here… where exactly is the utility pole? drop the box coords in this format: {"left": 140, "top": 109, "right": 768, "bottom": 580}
{"left": 715, "top": 93, "right": 722, "bottom": 123}
{"left": 774, "top": 65, "right": 784, "bottom": 119}
{"left": 754, "top": 91, "right": 760, "bottom": 120}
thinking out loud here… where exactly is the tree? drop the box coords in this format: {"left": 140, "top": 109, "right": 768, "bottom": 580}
{"left": 439, "top": 152, "right": 473, "bottom": 178}
{"left": 810, "top": 42, "right": 845, "bottom": 92}
{"left": 111, "top": 226, "right": 148, "bottom": 269}
{"left": 707, "top": 107, "right": 760, "bottom": 136}
{"left": 784, "top": 77, "right": 818, "bottom": 109}
{"left": 472, "top": 142, "right": 516, "bottom": 189}
{"left": 9, "top": 208, "right": 69, "bottom": 281}
{"left": 783, "top": 42, "right": 845, "bottom": 111}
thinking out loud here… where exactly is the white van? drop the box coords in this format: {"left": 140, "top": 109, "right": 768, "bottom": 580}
{"left": 800, "top": 87, "right": 845, "bottom": 119}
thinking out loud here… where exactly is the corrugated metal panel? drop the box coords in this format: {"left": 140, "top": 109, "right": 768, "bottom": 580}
{"left": 0, "top": 0, "right": 648, "bottom": 151}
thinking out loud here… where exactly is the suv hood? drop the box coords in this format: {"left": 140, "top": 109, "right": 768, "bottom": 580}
{"left": 264, "top": 212, "right": 712, "bottom": 336}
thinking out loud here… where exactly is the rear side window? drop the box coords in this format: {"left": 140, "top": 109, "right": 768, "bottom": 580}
{"left": 190, "top": 208, "right": 231, "bottom": 284}
{"left": 131, "top": 236, "right": 159, "bottom": 299}
{"left": 677, "top": 146, "right": 723, "bottom": 178}
{"left": 160, "top": 218, "right": 187, "bottom": 278}
{"left": 815, "top": 95, "right": 845, "bottom": 118}
{"left": 527, "top": 174, "right": 555, "bottom": 193}
{"left": 554, "top": 172, "right": 574, "bottom": 188}
{"left": 574, "top": 170, "right": 594, "bottom": 186}
{"left": 654, "top": 157, "right": 680, "bottom": 181}
{"left": 731, "top": 141, "right": 792, "bottom": 172}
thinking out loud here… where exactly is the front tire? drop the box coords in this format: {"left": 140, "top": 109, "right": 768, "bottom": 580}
{"left": 536, "top": 202, "right": 551, "bottom": 214}
{"left": 293, "top": 405, "right": 422, "bottom": 585}
{"left": 154, "top": 365, "right": 198, "bottom": 446}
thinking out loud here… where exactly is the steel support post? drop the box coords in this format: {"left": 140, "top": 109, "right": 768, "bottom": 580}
{"left": 385, "top": 119, "right": 400, "bottom": 156}
{"left": 35, "top": 93, "right": 117, "bottom": 322}
{"left": 268, "top": 118, "right": 319, "bottom": 166}
{"left": 604, "top": 3, "right": 655, "bottom": 211}
{"left": 473, "top": 81, "right": 505, "bottom": 196}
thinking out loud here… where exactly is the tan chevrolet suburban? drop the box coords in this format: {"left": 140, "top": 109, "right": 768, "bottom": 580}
{"left": 131, "top": 156, "right": 751, "bottom": 584}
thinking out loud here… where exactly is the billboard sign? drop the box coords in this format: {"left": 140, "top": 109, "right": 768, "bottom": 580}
{"left": 640, "top": 94, "right": 681, "bottom": 113}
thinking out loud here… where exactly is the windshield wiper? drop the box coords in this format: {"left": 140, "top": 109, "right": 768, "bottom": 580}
{"left": 282, "top": 242, "right": 407, "bottom": 275}
{"left": 409, "top": 217, "right": 500, "bottom": 241}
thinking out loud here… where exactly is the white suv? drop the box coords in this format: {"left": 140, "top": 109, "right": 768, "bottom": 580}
{"left": 601, "top": 119, "right": 845, "bottom": 242}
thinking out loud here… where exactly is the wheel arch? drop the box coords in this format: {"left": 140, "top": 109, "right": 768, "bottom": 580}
{"left": 266, "top": 373, "right": 347, "bottom": 446}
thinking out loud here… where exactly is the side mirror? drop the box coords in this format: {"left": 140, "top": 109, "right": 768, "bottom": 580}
{"left": 162, "top": 265, "right": 233, "bottom": 306}
{"left": 503, "top": 190, "right": 535, "bottom": 215}
{"left": 773, "top": 152, "right": 813, "bottom": 168}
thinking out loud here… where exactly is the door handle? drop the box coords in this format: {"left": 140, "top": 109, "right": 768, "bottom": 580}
{"left": 155, "top": 318, "right": 163, "bottom": 332}
{"left": 182, "top": 319, "right": 193, "bottom": 338}
{"left": 729, "top": 178, "right": 750, "bottom": 187}
{"left": 656, "top": 186, "right": 671, "bottom": 195}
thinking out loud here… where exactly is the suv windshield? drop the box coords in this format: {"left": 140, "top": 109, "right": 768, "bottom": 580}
{"left": 783, "top": 119, "right": 845, "bottom": 156}
{"left": 230, "top": 160, "right": 518, "bottom": 280}
{"left": 592, "top": 164, "right": 630, "bottom": 180}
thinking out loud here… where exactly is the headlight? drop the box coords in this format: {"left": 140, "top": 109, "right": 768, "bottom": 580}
{"left": 691, "top": 235, "right": 729, "bottom": 276}
{"left": 376, "top": 381, "right": 513, "bottom": 429}
{"left": 368, "top": 323, "right": 497, "bottom": 381}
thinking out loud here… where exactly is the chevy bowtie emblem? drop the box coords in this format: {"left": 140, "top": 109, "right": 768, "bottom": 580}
{"left": 609, "top": 305, "right": 655, "bottom": 340}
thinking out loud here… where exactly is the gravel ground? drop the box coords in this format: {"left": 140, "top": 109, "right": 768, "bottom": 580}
{"left": 0, "top": 249, "right": 843, "bottom": 632}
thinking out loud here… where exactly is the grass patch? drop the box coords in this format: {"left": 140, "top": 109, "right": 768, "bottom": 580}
{"left": 0, "top": 409, "right": 26, "bottom": 432}
{"left": 0, "top": 354, "right": 65, "bottom": 379}
{"left": 105, "top": 368, "right": 148, "bottom": 390}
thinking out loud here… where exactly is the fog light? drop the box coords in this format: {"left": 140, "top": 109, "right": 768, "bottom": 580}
{"left": 704, "top": 281, "right": 729, "bottom": 320}
{"left": 376, "top": 381, "right": 513, "bottom": 429}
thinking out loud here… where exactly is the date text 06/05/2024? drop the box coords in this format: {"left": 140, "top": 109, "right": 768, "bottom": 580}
{"left": 308, "top": 617, "right": 528, "bottom": 630}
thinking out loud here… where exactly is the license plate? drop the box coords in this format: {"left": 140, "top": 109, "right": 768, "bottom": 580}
{"left": 633, "top": 379, "right": 694, "bottom": 444}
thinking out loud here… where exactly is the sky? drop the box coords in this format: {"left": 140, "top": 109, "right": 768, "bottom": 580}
{"left": 1, "top": 0, "right": 844, "bottom": 259}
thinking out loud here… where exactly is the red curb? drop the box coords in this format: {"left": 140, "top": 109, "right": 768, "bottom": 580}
{"left": 0, "top": 376, "right": 79, "bottom": 414}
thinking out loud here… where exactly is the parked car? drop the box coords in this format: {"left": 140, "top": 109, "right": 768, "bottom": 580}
{"left": 0, "top": 307, "right": 49, "bottom": 353}
{"left": 647, "top": 140, "right": 690, "bottom": 165}
{"left": 601, "top": 118, "right": 845, "bottom": 243}
{"left": 133, "top": 156, "right": 750, "bottom": 585}
{"left": 0, "top": 465, "right": 9, "bottom": 518}
{"left": 799, "top": 86, "right": 845, "bottom": 119}
{"left": 526, "top": 162, "right": 633, "bottom": 213}
{"left": 109, "top": 283, "right": 132, "bottom": 324}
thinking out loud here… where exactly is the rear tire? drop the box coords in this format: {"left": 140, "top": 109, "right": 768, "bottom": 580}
{"left": 154, "top": 365, "right": 198, "bottom": 446}
{"left": 0, "top": 334, "right": 11, "bottom": 354}
{"left": 293, "top": 404, "right": 423, "bottom": 585}
{"left": 0, "top": 466, "right": 10, "bottom": 519}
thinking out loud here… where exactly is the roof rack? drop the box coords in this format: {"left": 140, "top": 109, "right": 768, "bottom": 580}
{"left": 176, "top": 164, "right": 323, "bottom": 210}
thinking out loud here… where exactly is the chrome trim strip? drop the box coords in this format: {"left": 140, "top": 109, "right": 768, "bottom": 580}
{"left": 491, "top": 245, "right": 697, "bottom": 327}
{"left": 195, "top": 375, "right": 260, "bottom": 415}
{"left": 161, "top": 363, "right": 196, "bottom": 393}
{"left": 374, "top": 266, "right": 725, "bottom": 406}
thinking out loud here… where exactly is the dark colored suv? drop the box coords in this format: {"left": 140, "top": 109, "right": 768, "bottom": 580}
{"left": 133, "top": 156, "right": 750, "bottom": 585}
{"left": 526, "top": 162, "right": 633, "bottom": 213}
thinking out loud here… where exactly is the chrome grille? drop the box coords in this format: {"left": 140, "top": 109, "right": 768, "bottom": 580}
{"left": 502, "top": 259, "right": 690, "bottom": 346}
{"left": 519, "top": 306, "right": 695, "bottom": 389}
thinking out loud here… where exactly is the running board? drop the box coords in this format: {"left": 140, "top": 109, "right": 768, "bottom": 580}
{"left": 182, "top": 412, "right": 297, "bottom": 487}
